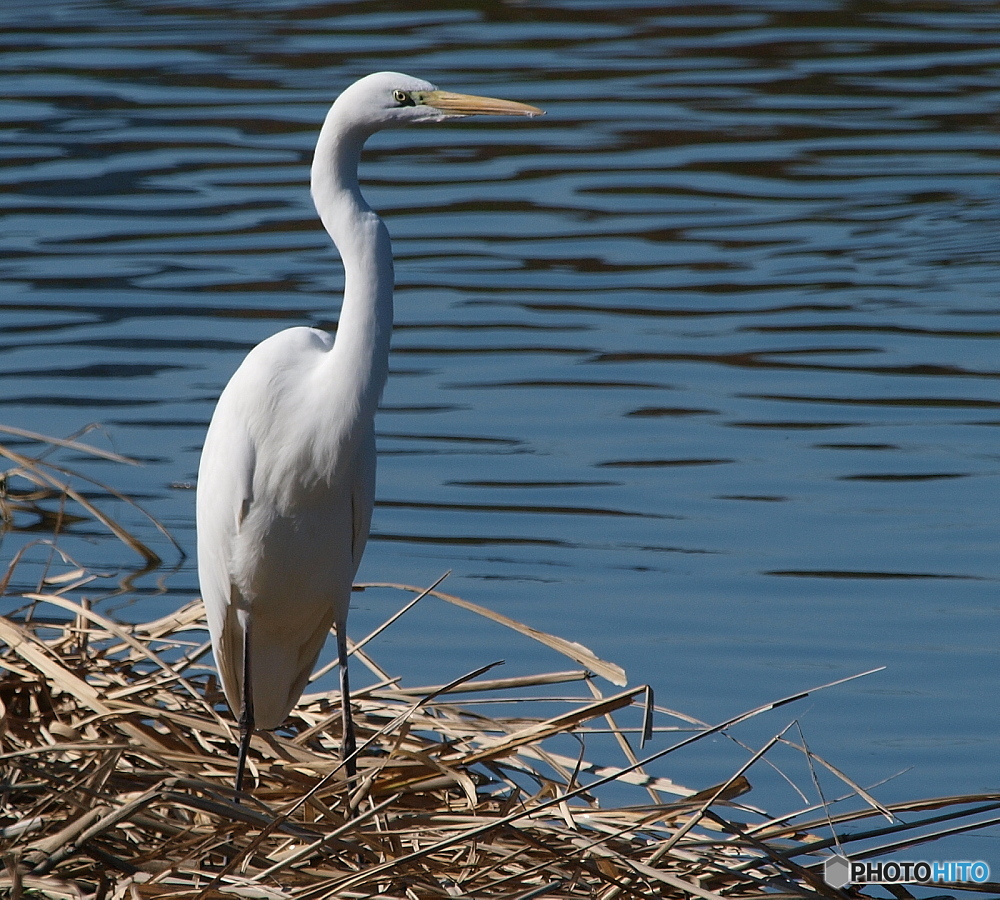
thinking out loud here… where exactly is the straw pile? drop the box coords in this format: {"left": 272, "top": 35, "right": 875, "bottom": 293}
{"left": 2, "top": 427, "right": 999, "bottom": 899}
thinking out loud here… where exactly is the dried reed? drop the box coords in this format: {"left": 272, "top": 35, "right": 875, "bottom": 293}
{"left": 2, "top": 427, "right": 998, "bottom": 899}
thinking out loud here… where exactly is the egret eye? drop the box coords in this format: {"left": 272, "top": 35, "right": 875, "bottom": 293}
{"left": 393, "top": 89, "right": 415, "bottom": 106}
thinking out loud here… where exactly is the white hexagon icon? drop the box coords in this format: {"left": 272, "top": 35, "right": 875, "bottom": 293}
{"left": 824, "top": 854, "right": 851, "bottom": 889}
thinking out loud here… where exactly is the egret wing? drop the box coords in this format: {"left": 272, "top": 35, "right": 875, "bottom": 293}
{"left": 196, "top": 394, "right": 257, "bottom": 716}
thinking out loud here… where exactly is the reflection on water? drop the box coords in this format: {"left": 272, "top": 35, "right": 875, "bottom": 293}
{"left": 1, "top": 0, "right": 997, "bottom": 841}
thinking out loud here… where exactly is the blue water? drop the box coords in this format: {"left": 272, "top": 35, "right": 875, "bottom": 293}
{"left": 1, "top": 0, "right": 997, "bottom": 861}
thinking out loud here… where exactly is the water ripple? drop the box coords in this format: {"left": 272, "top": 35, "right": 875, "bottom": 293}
{"left": 2, "top": 0, "right": 998, "bottom": 814}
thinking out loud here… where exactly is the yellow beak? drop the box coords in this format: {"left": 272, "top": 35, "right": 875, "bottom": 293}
{"left": 420, "top": 90, "right": 544, "bottom": 118}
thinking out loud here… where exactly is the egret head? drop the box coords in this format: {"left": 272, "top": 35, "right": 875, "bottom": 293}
{"left": 332, "top": 71, "right": 544, "bottom": 134}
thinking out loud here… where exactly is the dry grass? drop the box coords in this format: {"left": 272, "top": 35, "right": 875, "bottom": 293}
{"left": 2, "top": 427, "right": 999, "bottom": 900}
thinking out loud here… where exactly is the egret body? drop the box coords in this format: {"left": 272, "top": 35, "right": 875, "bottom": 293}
{"left": 196, "top": 72, "right": 542, "bottom": 792}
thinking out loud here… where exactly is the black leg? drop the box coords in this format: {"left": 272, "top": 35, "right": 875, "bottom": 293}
{"left": 234, "top": 626, "right": 254, "bottom": 801}
{"left": 337, "top": 627, "right": 357, "bottom": 779}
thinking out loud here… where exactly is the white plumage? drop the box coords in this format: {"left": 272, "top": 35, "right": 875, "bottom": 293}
{"left": 196, "top": 72, "right": 542, "bottom": 791}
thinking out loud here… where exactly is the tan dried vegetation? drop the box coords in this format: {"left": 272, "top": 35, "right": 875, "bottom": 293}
{"left": 1, "top": 427, "right": 997, "bottom": 899}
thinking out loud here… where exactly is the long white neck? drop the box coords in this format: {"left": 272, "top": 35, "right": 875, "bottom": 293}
{"left": 310, "top": 108, "right": 394, "bottom": 421}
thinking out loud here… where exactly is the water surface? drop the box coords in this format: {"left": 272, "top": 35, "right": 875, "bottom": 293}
{"left": 1, "top": 0, "right": 998, "bottom": 855}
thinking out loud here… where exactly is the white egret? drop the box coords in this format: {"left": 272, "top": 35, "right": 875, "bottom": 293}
{"left": 196, "top": 72, "right": 542, "bottom": 793}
